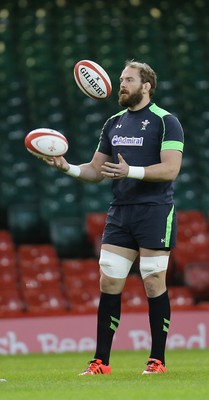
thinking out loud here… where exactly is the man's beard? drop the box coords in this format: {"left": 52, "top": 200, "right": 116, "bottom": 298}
{"left": 118, "top": 87, "right": 143, "bottom": 108}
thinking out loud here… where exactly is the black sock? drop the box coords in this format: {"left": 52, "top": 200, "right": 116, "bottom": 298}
{"left": 148, "top": 290, "right": 170, "bottom": 365}
{"left": 94, "top": 292, "right": 121, "bottom": 365}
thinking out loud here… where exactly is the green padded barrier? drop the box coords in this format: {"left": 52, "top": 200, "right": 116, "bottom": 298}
{"left": 8, "top": 203, "right": 41, "bottom": 244}
{"left": 49, "top": 217, "right": 85, "bottom": 258}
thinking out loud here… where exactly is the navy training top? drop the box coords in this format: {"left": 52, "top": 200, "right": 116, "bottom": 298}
{"left": 96, "top": 102, "right": 184, "bottom": 205}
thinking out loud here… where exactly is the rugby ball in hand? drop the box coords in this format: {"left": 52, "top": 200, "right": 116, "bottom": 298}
{"left": 74, "top": 60, "right": 112, "bottom": 100}
{"left": 24, "top": 128, "right": 68, "bottom": 158}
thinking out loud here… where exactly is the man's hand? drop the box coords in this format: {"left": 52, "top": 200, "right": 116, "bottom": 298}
{"left": 42, "top": 156, "right": 69, "bottom": 172}
{"left": 101, "top": 153, "right": 129, "bottom": 179}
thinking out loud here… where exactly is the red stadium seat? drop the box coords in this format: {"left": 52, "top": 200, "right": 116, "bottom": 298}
{"left": 67, "top": 286, "right": 100, "bottom": 314}
{"left": 122, "top": 274, "right": 148, "bottom": 312}
{"left": 173, "top": 211, "right": 209, "bottom": 276}
{"left": 0, "top": 253, "right": 17, "bottom": 270}
{"left": 17, "top": 244, "right": 60, "bottom": 278}
{"left": 0, "top": 289, "right": 25, "bottom": 317}
{"left": 19, "top": 255, "right": 60, "bottom": 274}
{"left": 173, "top": 242, "right": 209, "bottom": 273}
{"left": 176, "top": 210, "right": 208, "bottom": 244}
{"left": 62, "top": 259, "right": 100, "bottom": 299}
{"left": 23, "top": 288, "right": 69, "bottom": 315}
{"left": 168, "top": 286, "right": 194, "bottom": 309}
{"left": 0, "top": 268, "right": 18, "bottom": 291}
{"left": 61, "top": 258, "right": 99, "bottom": 276}
{"left": 0, "top": 230, "right": 15, "bottom": 255}
{"left": 124, "top": 274, "right": 143, "bottom": 290}
{"left": 63, "top": 264, "right": 100, "bottom": 314}
{"left": 86, "top": 212, "right": 107, "bottom": 256}
{"left": 20, "top": 271, "right": 62, "bottom": 293}
{"left": 63, "top": 271, "right": 100, "bottom": 296}
{"left": 86, "top": 213, "right": 107, "bottom": 243}
{"left": 177, "top": 210, "right": 207, "bottom": 226}
{"left": 0, "top": 229, "right": 14, "bottom": 244}
{"left": 184, "top": 262, "right": 209, "bottom": 302}
{"left": 17, "top": 244, "right": 58, "bottom": 259}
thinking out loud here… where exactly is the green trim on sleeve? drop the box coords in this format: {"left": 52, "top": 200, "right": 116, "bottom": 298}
{"left": 161, "top": 140, "right": 184, "bottom": 152}
{"left": 149, "top": 103, "right": 171, "bottom": 118}
{"left": 149, "top": 104, "right": 170, "bottom": 142}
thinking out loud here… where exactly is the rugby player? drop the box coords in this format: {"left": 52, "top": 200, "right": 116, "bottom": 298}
{"left": 44, "top": 60, "right": 184, "bottom": 375}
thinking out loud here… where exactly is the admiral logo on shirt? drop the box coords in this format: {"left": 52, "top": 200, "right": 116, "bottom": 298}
{"left": 112, "top": 135, "right": 144, "bottom": 146}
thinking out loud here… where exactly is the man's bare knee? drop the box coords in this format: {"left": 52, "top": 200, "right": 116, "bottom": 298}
{"left": 143, "top": 272, "right": 167, "bottom": 297}
{"left": 100, "top": 272, "right": 125, "bottom": 294}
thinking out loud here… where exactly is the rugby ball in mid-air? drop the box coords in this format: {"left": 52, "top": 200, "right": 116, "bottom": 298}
{"left": 24, "top": 128, "right": 68, "bottom": 158}
{"left": 74, "top": 60, "right": 112, "bottom": 100}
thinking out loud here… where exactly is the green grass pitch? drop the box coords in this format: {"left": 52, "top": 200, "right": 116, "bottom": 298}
{"left": 1, "top": 349, "right": 209, "bottom": 400}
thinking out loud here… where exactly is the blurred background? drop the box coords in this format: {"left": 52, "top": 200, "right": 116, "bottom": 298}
{"left": 0, "top": 0, "right": 209, "bottom": 316}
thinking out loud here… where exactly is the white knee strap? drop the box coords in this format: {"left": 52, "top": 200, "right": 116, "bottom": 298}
{"left": 99, "top": 249, "right": 133, "bottom": 279}
{"left": 140, "top": 256, "right": 169, "bottom": 279}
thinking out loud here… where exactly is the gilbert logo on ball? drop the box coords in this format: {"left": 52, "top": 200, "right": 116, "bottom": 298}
{"left": 74, "top": 60, "right": 112, "bottom": 99}
{"left": 24, "top": 128, "right": 68, "bottom": 157}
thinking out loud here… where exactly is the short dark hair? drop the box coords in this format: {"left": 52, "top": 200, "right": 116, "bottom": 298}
{"left": 125, "top": 60, "right": 157, "bottom": 97}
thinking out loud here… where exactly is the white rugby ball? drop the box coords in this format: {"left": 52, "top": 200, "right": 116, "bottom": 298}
{"left": 24, "top": 128, "right": 68, "bottom": 158}
{"left": 74, "top": 60, "right": 112, "bottom": 100}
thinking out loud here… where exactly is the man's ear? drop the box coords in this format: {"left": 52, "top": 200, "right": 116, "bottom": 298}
{"left": 143, "top": 82, "right": 151, "bottom": 93}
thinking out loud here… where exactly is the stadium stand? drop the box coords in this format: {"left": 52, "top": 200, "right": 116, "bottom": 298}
{"left": 122, "top": 274, "right": 148, "bottom": 312}
{"left": 184, "top": 262, "right": 209, "bottom": 303}
{"left": 0, "top": 0, "right": 209, "bottom": 315}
